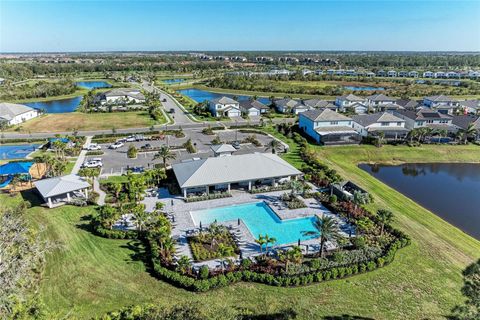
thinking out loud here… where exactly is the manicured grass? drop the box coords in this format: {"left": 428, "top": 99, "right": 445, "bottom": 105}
{"left": 6, "top": 88, "right": 89, "bottom": 104}
{"left": 8, "top": 111, "right": 162, "bottom": 133}
{"left": 11, "top": 143, "right": 480, "bottom": 319}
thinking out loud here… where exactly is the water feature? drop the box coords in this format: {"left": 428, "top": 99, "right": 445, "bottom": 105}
{"left": 191, "top": 202, "right": 318, "bottom": 245}
{"left": 75, "top": 81, "right": 111, "bottom": 89}
{"left": 177, "top": 88, "right": 271, "bottom": 105}
{"left": 25, "top": 96, "right": 82, "bottom": 113}
{"left": 344, "top": 86, "right": 385, "bottom": 91}
{"left": 360, "top": 163, "right": 480, "bottom": 240}
{"left": 163, "top": 79, "right": 185, "bottom": 84}
{"left": 0, "top": 144, "right": 39, "bottom": 160}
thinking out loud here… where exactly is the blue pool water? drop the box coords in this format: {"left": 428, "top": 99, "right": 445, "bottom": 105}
{"left": 75, "top": 81, "right": 112, "bottom": 89}
{"left": 163, "top": 79, "right": 185, "bottom": 84}
{"left": 191, "top": 202, "right": 318, "bottom": 245}
{"left": 177, "top": 88, "right": 271, "bottom": 105}
{"left": 0, "top": 145, "right": 39, "bottom": 160}
{"left": 344, "top": 86, "right": 385, "bottom": 91}
{"left": 25, "top": 96, "right": 82, "bottom": 113}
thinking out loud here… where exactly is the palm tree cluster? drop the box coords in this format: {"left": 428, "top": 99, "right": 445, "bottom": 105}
{"left": 33, "top": 153, "right": 67, "bottom": 177}
{"left": 153, "top": 145, "right": 176, "bottom": 170}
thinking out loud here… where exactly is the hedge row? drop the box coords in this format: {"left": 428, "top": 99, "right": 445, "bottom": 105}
{"left": 249, "top": 184, "right": 291, "bottom": 194}
{"left": 149, "top": 236, "right": 410, "bottom": 292}
{"left": 92, "top": 225, "right": 137, "bottom": 240}
{"left": 185, "top": 192, "right": 232, "bottom": 203}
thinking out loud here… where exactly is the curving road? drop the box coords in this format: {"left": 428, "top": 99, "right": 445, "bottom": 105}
{"left": 1, "top": 82, "right": 295, "bottom": 139}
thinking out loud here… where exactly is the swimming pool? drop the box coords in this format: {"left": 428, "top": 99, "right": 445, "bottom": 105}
{"left": 190, "top": 202, "right": 318, "bottom": 246}
{"left": 0, "top": 144, "right": 39, "bottom": 160}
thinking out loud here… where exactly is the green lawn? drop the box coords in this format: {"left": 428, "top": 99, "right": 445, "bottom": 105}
{"left": 10, "top": 143, "right": 480, "bottom": 319}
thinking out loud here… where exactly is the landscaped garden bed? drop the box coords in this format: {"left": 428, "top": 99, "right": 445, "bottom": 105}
{"left": 187, "top": 223, "right": 239, "bottom": 261}
{"left": 185, "top": 192, "right": 232, "bottom": 202}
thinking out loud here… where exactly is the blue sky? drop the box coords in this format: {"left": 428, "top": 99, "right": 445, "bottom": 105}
{"left": 1, "top": 1, "right": 479, "bottom": 52}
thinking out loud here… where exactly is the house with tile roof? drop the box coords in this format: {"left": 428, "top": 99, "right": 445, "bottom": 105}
{"left": 239, "top": 100, "right": 268, "bottom": 116}
{"left": 335, "top": 94, "right": 368, "bottom": 114}
{"left": 298, "top": 108, "right": 360, "bottom": 145}
{"left": 394, "top": 109, "right": 455, "bottom": 131}
{"left": 352, "top": 112, "right": 409, "bottom": 139}
{"left": 423, "top": 95, "right": 458, "bottom": 114}
{"left": 209, "top": 96, "right": 241, "bottom": 117}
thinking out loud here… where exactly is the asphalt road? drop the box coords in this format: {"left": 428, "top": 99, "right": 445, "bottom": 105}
{"left": 1, "top": 82, "right": 295, "bottom": 139}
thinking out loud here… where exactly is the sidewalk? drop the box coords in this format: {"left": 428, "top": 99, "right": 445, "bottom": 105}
{"left": 71, "top": 136, "right": 92, "bottom": 175}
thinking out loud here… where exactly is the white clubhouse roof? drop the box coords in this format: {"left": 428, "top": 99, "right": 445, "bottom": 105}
{"left": 0, "top": 102, "right": 36, "bottom": 121}
{"left": 34, "top": 174, "right": 90, "bottom": 198}
{"left": 172, "top": 153, "right": 301, "bottom": 189}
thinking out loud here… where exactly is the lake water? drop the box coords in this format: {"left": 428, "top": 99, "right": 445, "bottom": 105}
{"left": 344, "top": 86, "right": 385, "bottom": 91}
{"left": 25, "top": 96, "right": 82, "bottom": 113}
{"left": 177, "top": 88, "right": 271, "bottom": 105}
{"left": 360, "top": 163, "right": 480, "bottom": 240}
{"left": 163, "top": 79, "right": 185, "bottom": 84}
{"left": 75, "top": 81, "right": 111, "bottom": 89}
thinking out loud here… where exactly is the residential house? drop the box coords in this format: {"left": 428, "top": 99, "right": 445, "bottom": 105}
{"left": 298, "top": 108, "right": 360, "bottom": 145}
{"left": 326, "top": 69, "right": 335, "bottom": 75}
{"left": 452, "top": 115, "right": 480, "bottom": 140}
{"left": 446, "top": 71, "right": 459, "bottom": 78}
{"left": 239, "top": 100, "right": 268, "bottom": 116}
{"left": 352, "top": 112, "right": 409, "bottom": 140}
{"left": 394, "top": 109, "right": 454, "bottom": 131}
{"left": 423, "top": 71, "right": 434, "bottom": 78}
{"left": 335, "top": 94, "right": 368, "bottom": 114}
{"left": 387, "top": 70, "right": 397, "bottom": 77}
{"left": 209, "top": 96, "right": 241, "bottom": 117}
{"left": 408, "top": 71, "right": 419, "bottom": 78}
{"left": 377, "top": 70, "right": 386, "bottom": 77}
{"left": 396, "top": 99, "right": 420, "bottom": 110}
{"left": 398, "top": 71, "right": 409, "bottom": 77}
{"left": 303, "top": 99, "right": 339, "bottom": 112}
{"left": 458, "top": 100, "right": 480, "bottom": 114}
{"left": 378, "top": 103, "right": 405, "bottom": 112}
{"left": 365, "top": 94, "right": 397, "bottom": 109}
{"left": 274, "top": 99, "right": 305, "bottom": 114}
{"left": 100, "top": 88, "right": 146, "bottom": 105}
{"left": 172, "top": 153, "right": 302, "bottom": 198}
{"left": 434, "top": 72, "right": 446, "bottom": 78}
{"left": 345, "top": 70, "right": 357, "bottom": 76}
{"left": 366, "top": 72, "right": 376, "bottom": 77}
{"left": 423, "top": 95, "right": 458, "bottom": 114}
{"left": 315, "top": 70, "right": 324, "bottom": 75}
{"left": 0, "top": 102, "right": 40, "bottom": 126}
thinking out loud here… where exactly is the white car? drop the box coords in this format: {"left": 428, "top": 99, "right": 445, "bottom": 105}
{"left": 86, "top": 143, "right": 101, "bottom": 151}
{"left": 109, "top": 142, "right": 124, "bottom": 149}
{"left": 124, "top": 136, "right": 136, "bottom": 142}
{"left": 82, "top": 159, "right": 103, "bottom": 168}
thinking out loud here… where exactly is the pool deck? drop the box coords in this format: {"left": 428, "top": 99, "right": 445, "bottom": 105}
{"left": 142, "top": 188, "right": 354, "bottom": 269}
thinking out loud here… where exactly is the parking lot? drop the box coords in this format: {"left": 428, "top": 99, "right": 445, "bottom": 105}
{"left": 86, "top": 128, "right": 285, "bottom": 176}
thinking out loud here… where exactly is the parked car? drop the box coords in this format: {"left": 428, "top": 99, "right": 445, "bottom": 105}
{"left": 82, "top": 159, "right": 103, "bottom": 168}
{"left": 232, "top": 141, "right": 241, "bottom": 150}
{"left": 124, "top": 136, "right": 136, "bottom": 142}
{"left": 140, "top": 143, "right": 152, "bottom": 150}
{"left": 169, "top": 108, "right": 175, "bottom": 113}
{"left": 85, "top": 143, "right": 101, "bottom": 151}
{"left": 162, "top": 98, "right": 167, "bottom": 102}
{"left": 109, "top": 141, "right": 124, "bottom": 149}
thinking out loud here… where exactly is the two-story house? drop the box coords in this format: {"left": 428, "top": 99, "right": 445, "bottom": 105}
{"left": 335, "top": 94, "right": 368, "bottom": 114}
{"left": 452, "top": 115, "right": 480, "bottom": 141}
{"left": 394, "top": 109, "right": 454, "bottom": 131}
{"left": 298, "top": 108, "right": 360, "bottom": 145}
{"left": 365, "top": 94, "right": 397, "bottom": 109}
{"left": 423, "top": 95, "right": 458, "bottom": 114}
{"left": 352, "top": 112, "right": 409, "bottom": 140}
{"left": 209, "top": 96, "right": 241, "bottom": 117}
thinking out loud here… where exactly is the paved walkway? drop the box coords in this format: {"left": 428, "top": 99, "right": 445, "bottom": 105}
{"left": 93, "top": 178, "right": 106, "bottom": 205}
{"left": 71, "top": 136, "right": 92, "bottom": 174}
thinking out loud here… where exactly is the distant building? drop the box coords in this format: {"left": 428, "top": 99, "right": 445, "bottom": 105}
{"left": 274, "top": 99, "right": 306, "bottom": 114}
{"left": 423, "top": 71, "right": 434, "bottom": 78}
{"left": 387, "top": 70, "right": 397, "bottom": 77}
{"left": 100, "top": 88, "right": 146, "bottom": 105}
{"left": 458, "top": 100, "right": 480, "bottom": 114}
{"left": 365, "top": 94, "right": 397, "bottom": 109}
{"left": 396, "top": 99, "right": 420, "bottom": 110}
{"left": 335, "top": 94, "right": 368, "bottom": 114}
{"left": 303, "top": 99, "right": 338, "bottom": 111}
{"left": 239, "top": 100, "right": 268, "bottom": 116}
{"left": 408, "top": 71, "right": 419, "bottom": 78}
{"left": 0, "top": 102, "right": 40, "bottom": 126}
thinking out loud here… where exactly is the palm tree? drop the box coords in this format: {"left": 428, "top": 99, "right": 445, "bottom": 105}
{"left": 217, "top": 243, "right": 234, "bottom": 273}
{"left": 255, "top": 234, "right": 267, "bottom": 254}
{"left": 267, "top": 139, "right": 281, "bottom": 154}
{"left": 304, "top": 216, "right": 340, "bottom": 257}
{"left": 154, "top": 145, "right": 176, "bottom": 170}
{"left": 290, "top": 180, "right": 304, "bottom": 197}
{"left": 133, "top": 207, "right": 149, "bottom": 232}
{"left": 353, "top": 190, "right": 369, "bottom": 211}
{"left": 377, "top": 209, "right": 394, "bottom": 236}
{"left": 460, "top": 123, "right": 477, "bottom": 144}
{"left": 176, "top": 255, "right": 191, "bottom": 275}
{"left": 264, "top": 234, "right": 277, "bottom": 254}
{"left": 278, "top": 246, "right": 303, "bottom": 271}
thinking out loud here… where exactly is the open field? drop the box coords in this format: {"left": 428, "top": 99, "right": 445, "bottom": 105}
{"left": 8, "top": 111, "right": 161, "bottom": 133}
{"left": 5, "top": 139, "right": 477, "bottom": 319}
